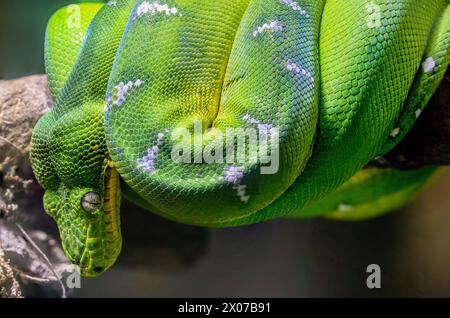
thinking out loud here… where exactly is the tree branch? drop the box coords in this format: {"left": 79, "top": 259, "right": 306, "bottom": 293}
{"left": 370, "top": 68, "right": 450, "bottom": 169}
{"left": 2, "top": 73, "right": 448, "bottom": 172}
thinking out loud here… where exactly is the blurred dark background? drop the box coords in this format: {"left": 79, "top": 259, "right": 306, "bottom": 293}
{"left": 1, "top": 0, "right": 450, "bottom": 297}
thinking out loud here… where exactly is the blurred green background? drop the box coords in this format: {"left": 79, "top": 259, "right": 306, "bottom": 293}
{"left": 0, "top": 0, "right": 102, "bottom": 80}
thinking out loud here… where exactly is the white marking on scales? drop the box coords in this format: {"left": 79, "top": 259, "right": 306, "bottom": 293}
{"left": 107, "top": 79, "right": 145, "bottom": 109}
{"left": 224, "top": 166, "right": 244, "bottom": 184}
{"left": 105, "top": 79, "right": 144, "bottom": 113}
{"left": 253, "top": 21, "right": 283, "bottom": 37}
{"left": 224, "top": 166, "right": 250, "bottom": 203}
{"left": 338, "top": 204, "right": 353, "bottom": 212}
{"left": 135, "top": 1, "right": 181, "bottom": 19}
{"left": 415, "top": 109, "right": 422, "bottom": 119}
{"left": 137, "top": 133, "right": 165, "bottom": 174}
{"left": 280, "top": 0, "right": 310, "bottom": 17}
{"left": 243, "top": 114, "right": 277, "bottom": 138}
{"left": 390, "top": 127, "right": 400, "bottom": 138}
{"left": 422, "top": 57, "right": 436, "bottom": 74}
{"left": 285, "top": 60, "right": 314, "bottom": 83}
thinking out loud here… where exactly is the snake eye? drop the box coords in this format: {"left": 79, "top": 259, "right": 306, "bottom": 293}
{"left": 81, "top": 192, "right": 101, "bottom": 212}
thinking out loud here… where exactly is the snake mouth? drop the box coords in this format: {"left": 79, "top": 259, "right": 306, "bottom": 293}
{"left": 103, "top": 164, "right": 121, "bottom": 231}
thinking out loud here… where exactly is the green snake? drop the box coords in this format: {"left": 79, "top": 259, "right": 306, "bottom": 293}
{"left": 30, "top": 0, "right": 450, "bottom": 277}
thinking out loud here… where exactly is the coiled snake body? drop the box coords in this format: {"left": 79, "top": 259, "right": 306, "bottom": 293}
{"left": 30, "top": 0, "right": 450, "bottom": 276}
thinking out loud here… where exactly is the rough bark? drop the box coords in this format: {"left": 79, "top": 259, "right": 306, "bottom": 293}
{"left": 0, "top": 75, "right": 70, "bottom": 297}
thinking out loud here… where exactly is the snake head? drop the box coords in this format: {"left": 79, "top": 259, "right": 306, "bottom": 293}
{"left": 30, "top": 105, "right": 122, "bottom": 277}
{"left": 43, "top": 183, "right": 121, "bottom": 277}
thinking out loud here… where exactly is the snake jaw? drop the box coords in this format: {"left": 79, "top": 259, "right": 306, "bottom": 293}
{"left": 41, "top": 164, "right": 123, "bottom": 278}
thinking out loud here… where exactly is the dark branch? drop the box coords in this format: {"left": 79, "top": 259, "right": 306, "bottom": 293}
{"left": 0, "top": 72, "right": 449, "bottom": 175}
{"left": 370, "top": 67, "right": 450, "bottom": 169}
